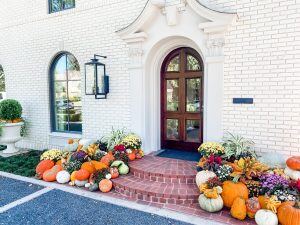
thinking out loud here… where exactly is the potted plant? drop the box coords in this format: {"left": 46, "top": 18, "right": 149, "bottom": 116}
{"left": 0, "top": 99, "right": 24, "bottom": 154}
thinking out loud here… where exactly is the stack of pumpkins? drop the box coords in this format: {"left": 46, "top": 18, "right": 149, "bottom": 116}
{"left": 196, "top": 156, "right": 300, "bottom": 225}
{"left": 35, "top": 139, "right": 142, "bottom": 193}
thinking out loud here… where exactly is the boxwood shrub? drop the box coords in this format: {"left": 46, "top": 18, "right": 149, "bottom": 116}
{"left": 0, "top": 99, "right": 22, "bottom": 120}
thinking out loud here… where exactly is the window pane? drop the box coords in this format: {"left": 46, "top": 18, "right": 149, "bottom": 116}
{"left": 54, "top": 55, "right": 67, "bottom": 81}
{"left": 68, "top": 81, "right": 82, "bottom": 132}
{"left": 63, "top": 0, "right": 75, "bottom": 9}
{"left": 51, "top": 0, "right": 62, "bottom": 13}
{"left": 166, "top": 79, "right": 179, "bottom": 111}
{"left": 67, "top": 54, "right": 80, "bottom": 80}
{"left": 186, "top": 120, "right": 200, "bottom": 142}
{"left": 187, "top": 54, "right": 201, "bottom": 71}
{"left": 186, "top": 78, "right": 201, "bottom": 112}
{"left": 166, "top": 119, "right": 179, "bottom": 140}
{"left": 167, "top": 55, "right": 180, "bottom": 72}
{"left": 54, "top": 82, "right": 68, "bottom": 132}
{"left": 96, "top": 65, "right": 105, "bottom": 94}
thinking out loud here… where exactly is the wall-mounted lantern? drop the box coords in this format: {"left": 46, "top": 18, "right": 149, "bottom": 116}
{"left": 85, "top": 54, "right": 109, "bottom": 99}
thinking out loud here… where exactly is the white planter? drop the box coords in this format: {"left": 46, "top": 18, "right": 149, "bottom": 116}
{"left": 0, "top": 122, "right": 23, "bottom": 154}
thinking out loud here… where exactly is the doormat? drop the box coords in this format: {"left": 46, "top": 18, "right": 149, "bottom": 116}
{"left": 156, "top": 149, "right": 201, "bottom": 162}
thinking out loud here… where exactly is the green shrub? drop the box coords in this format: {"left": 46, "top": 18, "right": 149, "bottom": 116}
{"left": 0, "top": 99, "right": 22, "bottom": 120}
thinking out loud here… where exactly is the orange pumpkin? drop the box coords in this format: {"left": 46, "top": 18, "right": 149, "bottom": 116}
{"left": 100, "top": 153, "right": 115, "bottom": 166}
{"left": 128, "top": 153, "right": 136, "bottom": 161}
{"left": 68, "top": 139, "right": 74, "bottom": 144}
{"left": 246, "top": 197, "right": 261, "bottom": 218}
{"left": 91, "top": 161, "right": 108, "bottom": 170}
{"left": 42, "top": 165, "right": 63, "bottom": 182}
{"left": 81, "top": 162, "right": 96, "bottom": 174}
{"left": 75, "top": 169, "right": 90, "bottom": 181}
{"left": 36, "top": 160, "right": 55, "bottom": 178}
{"left": 278, "top": 201, "right": 300, "bottom": 225}
{"left": 286, "top": 156, "right": 300, "bottom": 171}
{"left": 110, "top": 167, "right": 119, "bottom": 179}
{"left": 99, "top": 179, "right": 113, "bottom": 193}
{"left": 221, "top": 181, "right": 249, "bottom": 208}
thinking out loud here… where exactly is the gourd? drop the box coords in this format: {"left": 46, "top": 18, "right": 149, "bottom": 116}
{"left": 56, "top": 170, "right": 71, "bottom": 184}
{"left": 75, "top": 169, "right": 90, "bottom": 181}
{"left": 203, "top": 187, "right": 222, "bottom": 199}
{"left": 81, "top": 162, "right": 96, "bottom": 174}
{"left": 195, "top": 170, "right": 216, "bottom": 187}
{"left": 246, "top": 197, "right": 261, "bottom": 218}
{"left": 70, "top": 171, "right": 77, "bottom": 181}
{"left": 111, "top": 160, "right": 129, "bottom": 175}
{"left": 43, "top": 165, "right": 63, "bottom": 182}
{"left": 128, "top": 153, "right": 136, "bottom": 161}
{"left": 255, "top": 209, "right": 278, "bottom": 225}
{"left": 258, "top": 195, "right": 269, "bottom": 209}
{"left": 284, "top": 166, "right": 300, "bottom": 180}
{"left": 89, "top": 183, "right": 99, "bottom": 192}
{"left": 198, "top": 194, "right": 223, "bottom": 213}
{"left": 91, "top": 161, "right": 108, "bottom": 170}
{"left": 110, "top": 167, "right": 119, "bottom": 179}
{"left": 100, "top": 153, "right": 115, "bottom": 166}
{"left": 277, "top": 201, "right": 300, "bottom": 225}
{"left": 221, "top": 181, "right": 249, "bottom": 208}
{"left": 286, "top": 156, "right": 300, "bottom": 170}
{"left": 230, "top": 197, "right": 247, "bottom": 220}
{"left": 75, "top": 180, "right": 88, "bottom": 187}
{"left": 99, "top": 179, "right": 113, "bottom": 193}
{"left": 36, "top": 160, "right": 55, "bottom": 178}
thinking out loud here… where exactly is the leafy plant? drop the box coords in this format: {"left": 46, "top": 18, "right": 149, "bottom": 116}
{"left": 0, "top": 99, "right": 22, "bottom": 120}
{"left": 222, "top": 132, "right": 256, "bottom": 160}
{"left": 64, "top": 160, "right": 82, "bottom": 174}
{"left": 104, "top": 127, "right": 127, "bottom": 150}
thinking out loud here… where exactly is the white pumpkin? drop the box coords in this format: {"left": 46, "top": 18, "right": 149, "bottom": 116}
{"left": 79, "top": 139, "right": 96, "bottom": 148}
{"left": 284, "top": 166, "right": 300, "bottom": 180}
{"left": 196, "top": 170, "right": 216, "bottom": 187}
{"left": 75, "top": 179, "right": 88, "bottom": 187}
{"left": 255, "top": 209, "right": 278, "bottom": 225}
{"left": 198, "top": 194, "right": 223, "bottom": 213}
{"left": 56, "top": 170, "right": 70, "bottom": 184}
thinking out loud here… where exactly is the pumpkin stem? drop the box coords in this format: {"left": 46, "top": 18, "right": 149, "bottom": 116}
{"left": 295, "top": 201, "right": 300, "bottom": 209}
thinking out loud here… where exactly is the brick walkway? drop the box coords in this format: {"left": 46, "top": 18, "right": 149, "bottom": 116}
{"left": 109, "top": 155, "right": 255, "bottom": 225}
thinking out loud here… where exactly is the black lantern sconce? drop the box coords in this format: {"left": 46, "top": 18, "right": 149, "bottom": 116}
{"left": 85, "top": 54, "right": 109, "bottom": 99}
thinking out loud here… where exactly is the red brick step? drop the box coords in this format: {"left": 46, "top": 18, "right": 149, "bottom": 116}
{"left": 129, "top": 155, "right": 197, "bottom": 184}
{"left": 113, "top": 174, "right": 199, "bottom": 204}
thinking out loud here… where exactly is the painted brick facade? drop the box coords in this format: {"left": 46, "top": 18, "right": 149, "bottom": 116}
{"left": 0, "top": 0, "right": 299, "bottom": 156}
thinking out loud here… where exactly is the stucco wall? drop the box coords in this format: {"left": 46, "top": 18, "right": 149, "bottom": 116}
{"left": 0, "top": 0, "right": 299, "bottom": 155}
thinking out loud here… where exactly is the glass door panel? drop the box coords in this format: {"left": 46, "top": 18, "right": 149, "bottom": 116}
{"left": 186, "top": 78, "right": 201, "bottom": 112}
{"left": 166, "top": 79, "right": 179, "bottom": 111}
{"left": 166, "top": 119, "right": 179, "bottom": 140}
{"left": 186, "top": 120, "right": 200, "bottom": 142}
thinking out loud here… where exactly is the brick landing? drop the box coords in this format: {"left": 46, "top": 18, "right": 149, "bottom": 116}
{"left": 110, "top": 155, "right": 255, "bottom": 225}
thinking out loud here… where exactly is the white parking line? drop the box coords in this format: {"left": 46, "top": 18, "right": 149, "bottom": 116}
{"left": 0, "top": 187, "right": 53, "bottom": 214}
{"left": 0, "top": 171, "right": 223, "bottom": 225}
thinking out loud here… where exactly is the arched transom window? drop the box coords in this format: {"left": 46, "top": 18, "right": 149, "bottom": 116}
{"left": 50, "top": 53, "right": 82, "bottom": 133}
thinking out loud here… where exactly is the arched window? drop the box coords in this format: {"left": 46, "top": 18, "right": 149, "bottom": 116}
{"left": 50, "top": 53, "right": 82, "bottom": 133}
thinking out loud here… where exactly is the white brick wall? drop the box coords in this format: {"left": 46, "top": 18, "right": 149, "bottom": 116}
{"left": 0, "top": 0, "right": 299, "bottom": 156}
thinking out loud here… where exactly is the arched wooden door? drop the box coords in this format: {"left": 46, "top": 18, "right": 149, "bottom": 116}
{"left": 161, "top": 47, "right": 203, "bottom": 151}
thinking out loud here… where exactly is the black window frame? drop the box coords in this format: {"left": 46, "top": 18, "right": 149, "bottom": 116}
{"left": 49, "top": 52, "right": 82, "bottom": 134}
{"left": 48, "top": 0, "right": 75, "bottom": 14}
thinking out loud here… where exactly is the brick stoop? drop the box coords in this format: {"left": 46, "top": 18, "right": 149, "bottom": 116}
{"left": 111, "top": 155, "right": 256, "bottom": 225}
{"left": 113, "top": 155, "right": 199, "bottom": 204}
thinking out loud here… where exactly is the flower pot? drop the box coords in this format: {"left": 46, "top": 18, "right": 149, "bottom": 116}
{"left": 0, "top": 122, "right": 24, "bottom": 154}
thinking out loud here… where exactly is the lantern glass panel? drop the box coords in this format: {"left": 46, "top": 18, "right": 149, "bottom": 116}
{"left": 96, "top": 64, "right": 105, "bottom": 94}
{"left": 85, "top": 64, "right": 95, "bottom": 95}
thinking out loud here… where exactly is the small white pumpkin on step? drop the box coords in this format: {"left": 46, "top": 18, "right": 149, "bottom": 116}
{"left": 255, "top": 209, "right": 278, "bottom": 225}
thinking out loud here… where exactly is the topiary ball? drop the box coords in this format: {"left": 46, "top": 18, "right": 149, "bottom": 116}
{"left": 0, "top": 99, "right": 22, "bottom": 120}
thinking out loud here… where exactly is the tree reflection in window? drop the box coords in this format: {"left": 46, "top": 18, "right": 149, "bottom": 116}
{"left": 49, "top": 0, "right": 75, "bottom": 13}
{"left": 167, "top": 55, "right": 180, "bottom": 72}
{"left": 187, "top": 54, "right": 201, "bottom": 71}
